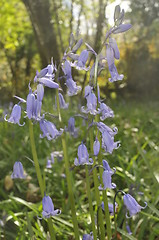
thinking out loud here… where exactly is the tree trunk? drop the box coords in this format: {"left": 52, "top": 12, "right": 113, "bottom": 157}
{"left": 22, "top": 0, "right": 60, "bottom": 66}
{"left": 93, "top": 0, "right": 108, "bottom": 53}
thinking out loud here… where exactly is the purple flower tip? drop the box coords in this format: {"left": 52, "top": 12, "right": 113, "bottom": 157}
{"left": 4, "top": 104, "right": 25, "bottom": 126}
{"left": 11, "top": 162, "right": 26, "bottom": 179}
{"left": 74, "top": 143, "right": 93, "bottom": 166}
{"left": 123, "top": 194, "right": 147, "bottom": 218}
{"left": 42, "top": 195, "right": 61, "bottom": 218}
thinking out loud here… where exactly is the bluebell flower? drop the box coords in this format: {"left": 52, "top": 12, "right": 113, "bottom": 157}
{"left": 11, "top": 162, "right": 26, "bottom": 179}
{"left": 34, "top": 99, "right": 42, "bottom": 119}
{"left": 63, "top": 61, "right": 81, "bottom": 96}
{"left": 34, "top": 59, "right": 56, "bottom": 84}
{"left": 67, "top": 52, "right": 79, "bottom": 61}
{"left": 26, "top": 89, "right": 36, "bottom": 119}
{"left": 26, "top": 88, "right": 42, "bottom": 120}
{"left": 97, "top": 84, "right": 114, "bottom": 120}
{"left": 106, "top": 45, "right": 124, "bottom": 82}
{"left": 46, "top": 152, "right": 55, "bottom": 168}
{"left": 81, "top": 92, "right": 99, "bottom": 115}
{"left": 99, "top": 160, "right": 116, "bottom": 190}
{"left": 40, "top": 119, "right": 63, "bottom": 140}
{"left": 99, "top": 102, "right": 114, "bottom": 120}
{"left": 37, "top": 84, "right": 44, "bottom": 102}
{"left": 66, "top": 117, "right": 78, "bottom": 138}
{"left": 38, "top": 77, "right": 59, "bottom": 89}
{"left": 83, "top": 232, "right": 93, "bottom": 240}
{"left": 14, "top": 95, "right": 26, "bottom": 103}
{"left": 46, "top": 159, "right": 52, "bottom": 169}
{"left": 97, "top": 122, "right": 118, "bottom": 136}
{"left": 84, "top": 85, "right": 92, "bottom": 98}
{"left": 72, "top": 38, "right": 83, "bottom": 53}
{"left": 101, "top": 201, "right": 118, "bottom": 215}
{"left": 123, "top": 194, "right": 147, "bottom": 218}
{"left": 34, "top": 61, "right": 55, "bottom": 82}
{"left": 71, "top": 50, "right": 90, "bottom": 71}
{"left": 93, "top": 137, "right": 100, "bottom": 156}
{"left": 114, "top": 5, "right": 121, "bottom": 22}
{"left": 109, "top": 38, "right": 120, "bottom": 60}
{"left": 50, "top": 152, "right": 54, "bottom": 164}
{"left": 102, "top": 130, "right": 120, "bottom": 154}
{"left": 103, "top": 160, "right": 116, "bottom": 174}
{"left": 66, "top": 78, "right": 81, "bottom": 96}
{"left": 42, "top": 195, "right": 61, "bottom": 218}
{"left": 74, "top": 143, "right": 93, "bottom": 166}
{"left": 97, "top": 122, "right": 120, "bottom": 154}
{"left": 113, "top": 24, "right": 132, "bottom": 34}
{"left": 108, "top": 64, "right": 124, "bottom": 83}
{"left": 34, "top": 68, "right": 48, "bottom": 81}
{"left": 126, "top": 223, "right": 132, "bottom": 235}
{"left": 55, "top": 93, "right": 69, "bottom": 109}
{"left": 4, "top": 104, "right": 25, "bottom": 126}
{"left": 63, "top": 60, "right": 72, "bottom": 78}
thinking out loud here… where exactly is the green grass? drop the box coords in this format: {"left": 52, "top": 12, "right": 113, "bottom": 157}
{"left": 0, "top": 97, "right": 159, "bottom": 239}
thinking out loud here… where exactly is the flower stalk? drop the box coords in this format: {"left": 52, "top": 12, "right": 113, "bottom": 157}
{"left": 94, "top": 53, "right": 112, "bottom": 239}
{"left": 85, "top": 165, "right": 97, "bottom": 239}
{"left": 29, "top": 121, "right": 56, "bottom": 240}
{"left": 56, "top": 89, "right": 79, "bottom": 240}
{"left": 89, "top": 126, "right": 105, "bottom": 239}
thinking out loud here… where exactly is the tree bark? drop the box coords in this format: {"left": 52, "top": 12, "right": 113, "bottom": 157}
{"left": 93, "top": 0, "right": 108, "bottom": 53}
{"left": 22, "top": 0, "right": 60, "bottom": 66}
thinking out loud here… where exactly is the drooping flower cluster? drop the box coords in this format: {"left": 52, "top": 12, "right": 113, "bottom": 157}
{"left": 5, "top": 4, "right": 147, "bottom": 238}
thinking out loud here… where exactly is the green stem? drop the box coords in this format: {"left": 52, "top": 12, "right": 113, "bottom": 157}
{"left": 29, "top": 121, "right": 56, "bottom": 240}
{"left": 89, "top": 127, "right": 105, "bottom": 239}
{"left": 56, "top": 89, "right": 79, "bottom": 240}
{"left": 103, "top": 190, "right": 112, "bottom": 240}
{"left": 94, "top": 54, "right": 112, "bottom": 239}
{"left": 113, "top": 190, "right": 125, "bottom": 238}
{"left": 29, "top": 121, "right": 45, "bottom": 197}
{"left": 85, "top": 165, "right": 97, "bottom": 239}
{"left": 48, "top": 218, "right": 56, "bottom": 240}
{"left": 97, "top": 123, "right": 112, "bottom": 240}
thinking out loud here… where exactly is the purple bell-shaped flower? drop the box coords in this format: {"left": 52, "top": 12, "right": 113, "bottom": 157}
{"left": 71, "top": 50, "right": 90, "bottom": 71}
{"left": 101, "top": 201, "right": 118, "bottom": 215}
{"left": 42, "top": 195, "right": 61, "bottom": 218}
{"left": 81, "top": 92, "right": 99, "bottom": 115}
{"left": 93, "top": 137, "right": 100, "bottom": 156}
{"left": 74, "top": 143, "right": 93, "bottom": 166}
{"left": 97, "top": 122, "right": 120, "bottom": 154}
{"left": 40, "top": 119, "right": 63, "bottom": 140}
{"left": 4, "top": 104, "right": 24, "bottom": 126}
{"left": 11, "top": 162, "right": 26, "bottom": 179}
{"left": 37, "top": 84, "right": 44, "bottom": 102}
{"left": 123, "top": 194, "right": 147, "bottom": 218}
{"left": 63, "top": 60, "right": 81, "bottom": 96}
{"left": 106, "top": 45, "right": 124, "bottom": 82}
{"left": 99, "top": 102, "right": 114, "bottom": 120}
{"left": 46, "top": 159, "right": 52, "bottom": 169}
{"left": 83, "top": 232, "right": 93, "bottom": 240}
{"left": 98, "top": 160, "right": 116, "bottom": 190}
{"left": 55, "top": 93, "right": 69, "bottom": 109}
{"left": 66, "top": 117, "right": 78, "bottom": 138}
